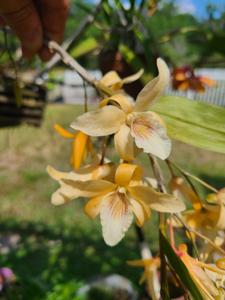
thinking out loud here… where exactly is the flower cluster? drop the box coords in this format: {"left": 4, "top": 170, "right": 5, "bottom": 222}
{"left": 48, "top": 58, "right": 185, "bottom": 246}
{"left": 47, "top": 58, "right": 225, "bottom": 299}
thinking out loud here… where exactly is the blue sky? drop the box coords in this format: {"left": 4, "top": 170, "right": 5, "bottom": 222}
{"left": 90, "top": 0, "right": 225, "bottom": 19}
{"left": 176, "top": 0, "right": 225, "bottom": 18}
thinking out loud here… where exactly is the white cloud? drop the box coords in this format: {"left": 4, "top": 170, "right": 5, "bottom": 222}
{"left": 176, "top": 0, "right": 196, "bottom": 14}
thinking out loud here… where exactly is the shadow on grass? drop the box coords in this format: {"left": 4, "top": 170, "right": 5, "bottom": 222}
{"left": 0, "top": 219, "right": 144, "bottom": 300}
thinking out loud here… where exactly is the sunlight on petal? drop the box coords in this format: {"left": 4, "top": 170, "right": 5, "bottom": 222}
{"left": 71, "top": 105, "right": 126, "bottom": 136}
{"left": 100, "top": 192, "right": 133, "bottom": 246}
{"left": 60, "top": 179, "right": 116, "bottom": 198}
{"left": 134, "top": 58, "right": 170, "bottom": 111}
{"left": 130, "top": 112, "right": 171, "bottom": 160}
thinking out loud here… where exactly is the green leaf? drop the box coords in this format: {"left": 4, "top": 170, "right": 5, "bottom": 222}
{"left": 119, "top": 44, "right": 143, "bottom": 70}
{"left": 152, "top": 96, "right": 225, "bottom": 154}
{"left": 160, "top": 232, "right": 203, "bottom": 300}
{"left": 69, "top": 37, "right": 99, "bottom": 58}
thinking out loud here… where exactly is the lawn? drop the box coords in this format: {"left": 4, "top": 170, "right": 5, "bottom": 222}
{"left": 0, "top": 104, "right": 224, "bottom": 299}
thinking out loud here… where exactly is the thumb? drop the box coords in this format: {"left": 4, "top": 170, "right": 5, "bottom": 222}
{"left": 0, "top": 0, "right": 43, "bottom": 58}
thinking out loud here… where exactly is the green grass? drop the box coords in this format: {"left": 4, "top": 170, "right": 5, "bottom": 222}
{"left": 0, "top": 104, "right": 224, "bottom": 299}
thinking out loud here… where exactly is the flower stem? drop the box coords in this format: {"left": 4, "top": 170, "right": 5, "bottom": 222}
{"left": 168, "top": 160, "right": 218, "bottom": 193}
{"left": 149, "top": 155, "right": 169, "bottom": 298}
{"left": 47, "top": 40, "right": 114, "bottom": 97}
{"left": 173, "top": 214, "right": 225, "bottom": 256}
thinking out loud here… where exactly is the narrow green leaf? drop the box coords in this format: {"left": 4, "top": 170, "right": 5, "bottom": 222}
{"left": 152, "top": 96, "right": 225, "bottom": 154}
{"left": 119, "top": 44, "right": 143, "bottom": 71}
{"left": 160, "top": 232, "right": 203, "bottom": 300}
{"left": 69, "top": 37, "right": 99, "bottom": 58}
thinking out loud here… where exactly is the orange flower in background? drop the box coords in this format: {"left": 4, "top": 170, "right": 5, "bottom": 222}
{"left": 172, "top": 66, "right": 216, "bottom": 93}
{"left": 54, "top": 124, "right": 94, "bottom": 169}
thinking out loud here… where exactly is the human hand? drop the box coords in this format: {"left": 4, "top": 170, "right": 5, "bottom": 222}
{"left": 0, "top": 0, "right": 69, "bottom": 61}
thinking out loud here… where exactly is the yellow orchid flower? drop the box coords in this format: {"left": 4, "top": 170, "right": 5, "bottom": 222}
{"left": 97, "top": 69, "right": 144, "bottom": 91}
{"left": 181, "top": 188, "right": 225, "bottom": 232}
{"left": 171, "top": 179, "right": 225, "bottom": 260}
{"left": 54, "top": 124, "right": 94, "bottom": 169}
{"left": 178, "top": 244, "right": 225, "bottom": 300}
{"left": 127, "top": 257, "right": 160, "bottom": 300}
{"left": 71, "top": 58, "right": 171, "bottom": 161}
{"left": 170, "top": 176, "right": 202, "bottom": 210}
{"left": 170, "top": 178, "right": 225, "bottom": 231}
{"left": 48, "top": 163, "right": 185, "bottom": 246}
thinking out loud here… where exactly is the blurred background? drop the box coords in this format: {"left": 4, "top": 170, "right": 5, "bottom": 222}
{"left": 0, "top": 0, "right": 225, "bottom": 299}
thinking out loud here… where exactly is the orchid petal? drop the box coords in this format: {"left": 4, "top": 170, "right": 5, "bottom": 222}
{"left": 115, "top": 163, "right": 143, "bottom": 187}
{"left": 51, "top": 185, "right": 79, "bottom": 205}
{"left": 181, "top": 253, "right": 220, "bottom": 300}
{"left": 54, "top": 124, "right": 75, "bottom": 139}
{"left": 71, "top": 105, "right": 126, "bottom": 137}
{"left": 128, "top": 185, "right": 185, "bottom": 213}
{"left": 122, "top": 69, "right": 144, "bottom": 84}
{"left": 114, "top": 124, "right": 135, "bottom": 161}
{"left": 100, "top": 191, "right": 133, "bottom": 246}
{"left": 84, "top": 196, "right": 103, "bottom": 219}
{"left": 47, "top": 164, "right": 103, "bottom": 182}
{"left": 130, "top": 198, "right": 151, "bottom": 226}
{"left": 130, "top": 112, "right": 171, "bottom": 160}
{"left": 47, "top": 165, "right": 71, "bottom": 181}
{"left": 72, "top": 131, "right": 89, "bottom": 169}
{"left": 134, "top": 58, "right": 170, "bottom": 111}
{"left": 100, "top": 93, "right": 134, "bottom": 113}
{"left": 100, "top": 71, "right": 122, "bottom": 88}
{"left": 60, "top": 179, "right": 116, "bottom": 198}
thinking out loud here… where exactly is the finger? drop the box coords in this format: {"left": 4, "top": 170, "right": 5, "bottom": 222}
{"left": 38, "top": 0, "right": 69, "bottom": 61}
{"left": 0, "top": 0, "right": 43, "bottom": 58}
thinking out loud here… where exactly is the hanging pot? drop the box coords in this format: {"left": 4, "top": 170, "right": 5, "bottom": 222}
{"left": 0, "top": 72, "right": 46, "bottom": 127}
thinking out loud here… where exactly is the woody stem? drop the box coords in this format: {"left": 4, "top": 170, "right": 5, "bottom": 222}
{"left": 149, "top": 155, "right": 169, "bottom": 298}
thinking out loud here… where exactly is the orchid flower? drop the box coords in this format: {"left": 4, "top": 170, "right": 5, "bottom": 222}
{"left": 170, "top": 176, "right": 202, "bottom": 210}
{"left": 54, "top": 124, "right": 94, "bottom": 169}
{"left": 172, "top": 66, "right": 216, "bottom": 93}
{"left": 48, "top": 163, "right": 185, "bottom": 246}
{"left": 178, "top": 244, "right": 225, "bottom": 300}
{"left": 127, "top": 257, "right": 160, "bottom": 300}
{"left": 71, "top": 58, "right": 171, "bottom": 161}
{"left": 170, "top": 178, "right": 225, "bottom": 230}
{"left": 171, "top": 179, "right": 225, "bottom": 259}
{"left": 180, "top": 188, "right": 225, "bottom": 232}
{"left": 96, "top": 69, "right": 144, "bottom": 91}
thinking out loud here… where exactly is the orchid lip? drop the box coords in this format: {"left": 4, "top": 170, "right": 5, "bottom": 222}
{"left": 118, "top": 187, "right": 127, "bottom": 194}
{"left": 126, "top": 112, "right": 135, "bottom": 126}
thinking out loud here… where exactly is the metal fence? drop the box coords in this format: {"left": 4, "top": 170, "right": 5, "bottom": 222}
{"left": 55, "top": 69, "right": 225, "bottom": 107}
